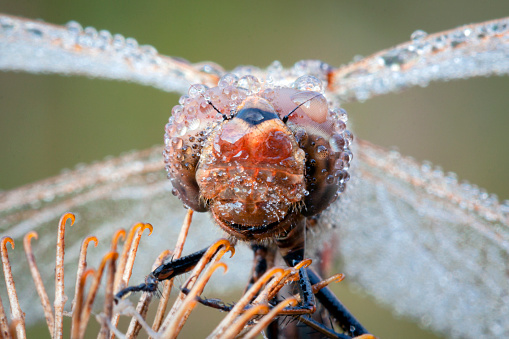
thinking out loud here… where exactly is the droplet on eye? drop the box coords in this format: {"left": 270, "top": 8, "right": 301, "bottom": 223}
{"left": 237, "top": 75, "right": 261, "bottom": 95}
{"left": 218, "top": 73, "right": 239, "bottom": 89}
{"left": 293, "top": 75, "right": 324, "bottom": 93}
{"left": 290, "top": 91, "right": 328, "bottom": 123}
{"left": 254, "top": 130, "right": 292, "bottom": 162}
{"left": 188, "top": 84, "right": 207, "bottom": 98}
{"left": 330, "top": 133, "right": 345, "bottom": 152}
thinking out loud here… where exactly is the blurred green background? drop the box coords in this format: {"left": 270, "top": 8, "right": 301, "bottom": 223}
{"left": 1, "top": 1, "right": 509, "bottom": 338}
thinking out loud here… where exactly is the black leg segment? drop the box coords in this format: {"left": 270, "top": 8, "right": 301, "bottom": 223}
{"left": 115, "top": 247, "right": 209, "bottom": 300}
{"left": 307, "top": 268, "right": 369, "bottom": 337}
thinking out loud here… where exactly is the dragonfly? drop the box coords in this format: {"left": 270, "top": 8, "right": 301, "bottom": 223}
{"left": 0, "top": 12, "right": 508, "bottom": 338}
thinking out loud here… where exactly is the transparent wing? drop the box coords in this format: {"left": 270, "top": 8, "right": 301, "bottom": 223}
{"left": 4, "top": 13, "right": 509, "bottom": 106}
{"left": 328, "top": 17, "right": 509, "bottom": 102}
{"left": 323, "top": 139, "right": 509, "bottom": 338}
{"left": 0, "top": 14, "right": 220, "bottom": 94}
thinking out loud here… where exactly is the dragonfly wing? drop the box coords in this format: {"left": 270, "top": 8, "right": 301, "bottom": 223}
{"left": 323, "top": 139, "right": 509, "bottom": 338}
{"left": 0, "top": 14, "right": 220, "bottom": 94}
{"left": 329, "top": 17, "right": 509, "bottom": 103}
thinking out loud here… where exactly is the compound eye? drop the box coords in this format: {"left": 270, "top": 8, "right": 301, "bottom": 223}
{"left": 290, "top": 91, "right": 328, "bottom": 123}
{"left": 254, "top": 130, "right": 292, "bottom": 162}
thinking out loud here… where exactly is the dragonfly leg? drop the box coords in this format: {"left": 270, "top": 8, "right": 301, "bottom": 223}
{"left": 307, "top": 268, "right": 370, "bottom": 337}
{"left": 114, "top": 247, "right": 208, "bottom": 300}
{"left": 246, "top": 244, "right": 276, "bottom": 290}
{"left": 275, "top": 218, "right": 372, "bottom": 338}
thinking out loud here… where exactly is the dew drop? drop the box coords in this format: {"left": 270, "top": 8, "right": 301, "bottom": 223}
{"left": 488, "top": 22, "right": 508, "bottom": 34}
{"left": 337, "top": 108, "right": 348, "bottom": 122}
{"left": 218, "top": 73, "right": 239, "bottom": 89}
{"left": 411, "top": 29, "right": 428, "bottom": 41}
{"left": 293, "top": 75, "right": 323, "bottom": 92}
{"left": 334, "top": 159, "right": 345, "bottom": 171}
{"left": 326, "top": 175, "right": 335, "bottom": 184}
{"left": 237, "top": 75, "right": 261, "bottom": 95}
{"left": 78, "top": 26, "right": 98, "bottom": 47}
{"left": 188, "top": 84, "right": 207, "bottom": 98}
{"left": 93, "top": 30, "right": 111, "bottom": 49}
{"left": 24, "top": 23, "right": 43, "bottom": 38}
{"left": 125, "top": 37, "right": 138, "bottom": 51}
{"left": 179, "top": 95, "right": 189, "bottom": 105}
{"left": 112, "top": 34, "right": 125, "bottom": 50}
{"left": 140, "top": 44, "right": 157, "bottom": 57}
{"left": 0, "top": 16, "right": 16, "bottom": 33}
{"left": 188, "top": 117, "right": 201, "bottom": 131}
{"left": 432, "top": 35, "right": 447, "bottom": 50}
{"left": 177, "top": 126, "right": 188, "bottom": 137}
{"left": 343, "top": 130, "right": 354, "bottom": 145}
{"left": 172, "top": 105, "right": 183, "bottom": 116}
{"left": 330, "top": 133, "right": 346, "bottom": 152}
{"left": 171, "top": 137, "right": 183, "bottom": 149}
{"left": 267, "top": 60, "right": 283, "bottom": 73}
{"left": 66, "top": 21, "right": 83, "bottom": 35}
{"left": 196, "top": 62, "right": 225, "bottom": 76}
{"left": 316, "top": 145, "right": 328, "bottom": 157}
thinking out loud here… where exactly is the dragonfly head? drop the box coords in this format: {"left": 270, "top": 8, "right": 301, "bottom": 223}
{"left": 164, "top": 75, "right": 353, "bottom": 241}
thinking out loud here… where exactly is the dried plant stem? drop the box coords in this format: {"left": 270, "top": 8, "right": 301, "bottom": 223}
{"left": 243, "top": 299, "right": 298, "bottom": 339}
{"left": 111, "top": 301, "right": 159, "bottom": 338}
{"left": 54, "top": 213, "right": 75, "bottom": 338}
{"left": 71, "top": 269, "right": 94, "bottom": 339}
{"left": 0, "top": 293, "right": 11, "bottom": 339}
{"left": 311, "top": 273, "right": 344, "bottom": 293}
{"left": 209, "top": 267, "right": 284, "bottom": 338}
{"left": 125, "top": 285, "right": 153, "bottom": 338}
{"left": 164, "top": 261, "right": 228, "bottom": 338}
{"left": 109, "top": 223, "right": 153, "bottom": 337}
{"left": 98, "top": 229, "right": 125, "bottom": 339}
{"left": 159, "top": 239, "right": 234, "bottom": 337}
{"left": 79, "top": 252, "right": 118, "bottom": 338}
{"left": 251, "top": 268, "right": 293, "bottom": 306}
{"left": 23, "top": 231, "right": 54, "bottom": 337}
{"left": 220, "top": 304, "right": 270, "bottom": 339}
{"left": 151, "top": 210, "right": 193, "bottom": 334}
{"left": 99, "top": 248, "right": 118, "bottom": 339}
{"left": 1, "top": 237, "right": 26, "bottom": 339}
{"left": 113, "top": 225, "right": 140, "bottom": 292}
{"left": 110, "top": 229, "right": 127, "bottom": 252}
{"left": 72, "top": 236, "right": 98, "bottom": 316}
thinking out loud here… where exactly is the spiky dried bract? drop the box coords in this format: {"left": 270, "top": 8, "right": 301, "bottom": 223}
{"left": 54, "top": 213, "right": 75, "bottom": 339}
{"left": 109, "top": 222, "right": 153, "bottom": 334}
{"left": 151, "top": 210, "right": 193, "bottom": 336}
{"left": 1, "top": 237, "right": 25, "bottom": 339}
{"left": 243, "top": 299, "right": 298, "bottom": 339}
{"left": 72, "top": 235, "right": 98, "bottom": 317}
{"left": 23, "top": 231, "right": 54, "bottom": 334}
